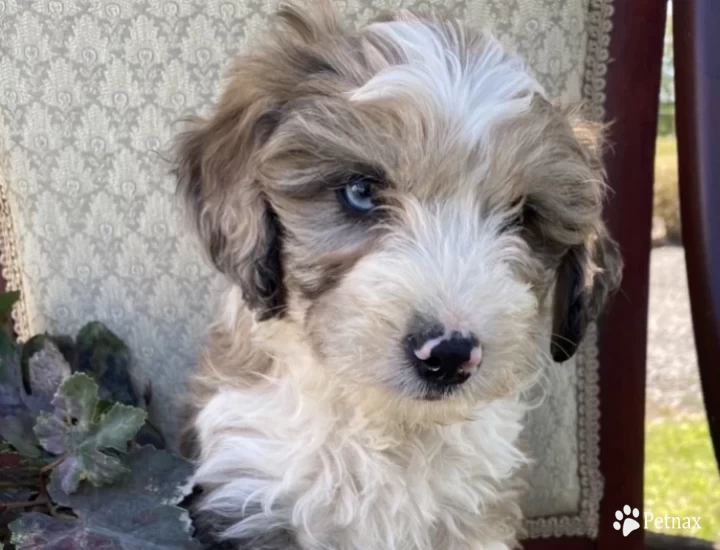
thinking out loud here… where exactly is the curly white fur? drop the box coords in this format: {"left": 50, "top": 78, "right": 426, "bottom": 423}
{"left": 177, "top": 2, "right": 619, "bottom": 548}
{"left": 194, "top": 343, "right": 530, "bottom": 550}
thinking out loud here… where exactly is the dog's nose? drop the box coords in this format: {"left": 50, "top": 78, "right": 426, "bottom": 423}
{"left": 407, "top": 331, "right": 482, "bottom": 386}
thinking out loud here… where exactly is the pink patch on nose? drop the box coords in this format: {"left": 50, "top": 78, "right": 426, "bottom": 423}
{"left": 461, "top": 346, "right": 484, "bottom": 374}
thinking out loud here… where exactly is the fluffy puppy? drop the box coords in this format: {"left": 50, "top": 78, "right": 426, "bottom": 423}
{"left": 174, "top": 2, "right": 622, "bottom": 549}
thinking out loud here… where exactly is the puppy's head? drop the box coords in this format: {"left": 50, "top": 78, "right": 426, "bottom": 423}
{"left": 175, "top": 1, "right": 622, "bottom": 408}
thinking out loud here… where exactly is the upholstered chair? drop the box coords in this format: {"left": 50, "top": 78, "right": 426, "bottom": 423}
{"left": 0, "top": 1, "right": 666, "bottom": 548}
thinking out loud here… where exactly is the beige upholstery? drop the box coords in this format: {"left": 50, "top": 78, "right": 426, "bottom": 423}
{"left": 0, "top": 0, "right": 613, "bottom": 538}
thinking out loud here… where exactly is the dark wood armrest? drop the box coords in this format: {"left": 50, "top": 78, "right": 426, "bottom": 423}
{"left": 674, "top": 0, "right": 720, "bottom": 470}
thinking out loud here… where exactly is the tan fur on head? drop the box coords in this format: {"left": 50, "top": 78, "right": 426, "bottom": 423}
{"left": 175, "top": 2, "right": 622, "bottom": 548}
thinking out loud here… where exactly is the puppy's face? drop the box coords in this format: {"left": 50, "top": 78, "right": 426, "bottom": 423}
{"left": 176, "top": 2, "right": 622, "bottom": 406}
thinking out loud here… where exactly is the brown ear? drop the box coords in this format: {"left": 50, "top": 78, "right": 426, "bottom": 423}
{"left": 539, "top": 102, "right": 622, "bottom": 362}
{"left": 174, "top": 83, "right": 286, "bottom": 319}
{"left": 174, "top": 1, "right": 347, "bottom": 319}
{"left": 174, "top": 1, "right": 349, "bottom": 319}
{"left": 551, "top": 231, "right": 622, "bottom": 362}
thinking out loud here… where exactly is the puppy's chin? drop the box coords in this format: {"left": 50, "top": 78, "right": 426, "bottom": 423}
{"left": 407, "top": 375, "right": 467, "bottom": 402}
{"left": 417, "top": 386, "right": 456, "bottom": 402}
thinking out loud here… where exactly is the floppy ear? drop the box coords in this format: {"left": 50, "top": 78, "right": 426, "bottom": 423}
{"left": 174, "top": 2, "right": 344, "bottom": 320}
{"left": 550, "top": 232, "right": 622, "bottom": 362}
{"left": 174, "top": 83, "right": 286, "bottom": 320}
{"left": 549, "top": 108, "right": 623, "bottom": 362}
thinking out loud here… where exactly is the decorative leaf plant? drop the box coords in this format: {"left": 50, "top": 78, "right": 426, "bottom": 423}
{"left": 0, "top": 291, "right": 201, "bottom": 549}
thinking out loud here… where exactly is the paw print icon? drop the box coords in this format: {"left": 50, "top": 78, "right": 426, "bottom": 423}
{"left": 613, "top": 505, "right": 641, "bottom": 537}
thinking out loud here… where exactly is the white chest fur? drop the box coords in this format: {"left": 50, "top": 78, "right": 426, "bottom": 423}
{"left": 193, "top": 376, "right": 529, "bottom": 550}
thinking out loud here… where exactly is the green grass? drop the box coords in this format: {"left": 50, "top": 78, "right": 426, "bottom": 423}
{"left": 654, "top": 134, "right": 680, "bottom": 241}
{"left": 645, "top": 418, "right": 720, "bottom": 541}
{"left": 658, "top": 103, "right": 676, "bottom": 136}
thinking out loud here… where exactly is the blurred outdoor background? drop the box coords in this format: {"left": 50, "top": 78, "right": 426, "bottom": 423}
{"left": 644, "top": 2, "right": 720, "bottom": 542}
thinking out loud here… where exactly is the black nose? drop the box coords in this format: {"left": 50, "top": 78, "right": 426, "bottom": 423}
{"left": 406, "top": 331, "right": 482, "bottom": 387}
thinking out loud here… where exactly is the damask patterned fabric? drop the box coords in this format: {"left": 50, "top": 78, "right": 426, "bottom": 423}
{"left": 0, "top": 0, "right": 613, "bottom": 537}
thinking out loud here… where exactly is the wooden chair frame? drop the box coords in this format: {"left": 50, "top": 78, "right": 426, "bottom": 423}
{"left": 525, "top": 1, "right": 667, "bottom": 548}
{"left": 674, "top": 0, "right": 720, "bottom": 471}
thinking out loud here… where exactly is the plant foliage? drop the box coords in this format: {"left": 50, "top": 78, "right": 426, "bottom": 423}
{"left": 33, "top": 373, "right": 147, "bottom": 494}
{"left": 0, "top": 291, "right": 200, "bottom": 549}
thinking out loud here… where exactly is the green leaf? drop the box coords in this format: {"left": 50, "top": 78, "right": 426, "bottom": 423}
{"left": 0, "top": 332, "right": 17, "bottom": 367}
{"left": 0, "top": 292, "right": 19, "bottom": 323}
{"left": 18, "top": 338, "right": 71, "bottom": 414}
{"left": 135, "top": 420, "right": 166, "bottom": 450}
{"left": 47, "top": 335, "right": 77, "bottom": 370}
{"left": 33, "top": 373, "right": 146, "bottom": 494}
{"left": 10, "top": 447, "right": 201, "bottom": 549}
{"left": 76, "top": 322, "right": 137, "bottom": 406}
{"left": 8, "top": 514, "right": 80, "bottom": 550}
{"left": 2, "top": 336, "right": 71, "bottom": 419}
{"left": 51, "top": 446, "right": 129, "bottom": 494}
{"left": 0, "top": 350, "right": 23, "bottom": 418}
{"left": 0, "top": 413, "right": 40, "bottom": 458}
{"left": 94, "top": 399, "right": 113, "bottom": 418}
{"left": 92, "top": 403, "right": 147, "bottom": 450}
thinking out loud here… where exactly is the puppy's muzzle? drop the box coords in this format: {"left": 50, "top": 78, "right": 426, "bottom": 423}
{"left": 406, "top": 327, "right": 483, "bottom": 388}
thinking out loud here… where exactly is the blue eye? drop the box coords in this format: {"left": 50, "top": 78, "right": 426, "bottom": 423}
{"left": 341, "top": 178, "right": 376, "bottom": 213}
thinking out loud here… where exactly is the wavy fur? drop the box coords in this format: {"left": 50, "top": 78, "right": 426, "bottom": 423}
{"left": 174, "top": 2, "right": 622, "bottom": 548}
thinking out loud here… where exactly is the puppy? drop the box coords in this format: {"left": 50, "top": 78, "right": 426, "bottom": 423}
{"left": 175, "top": 2, "right": 622, "bottom": 549}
